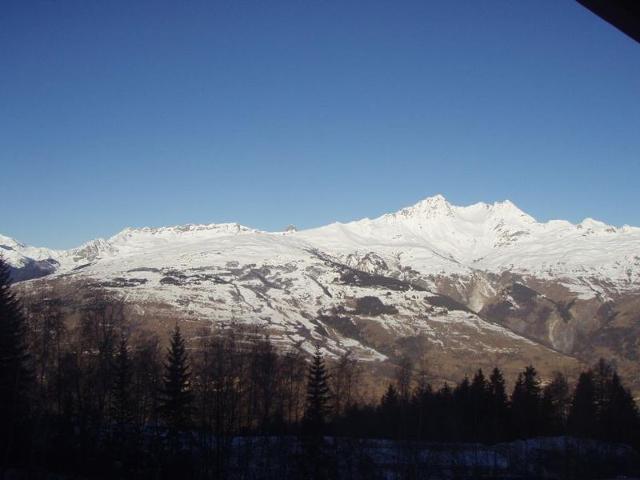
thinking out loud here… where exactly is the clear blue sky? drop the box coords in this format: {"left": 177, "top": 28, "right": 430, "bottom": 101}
{"left": 2, "top": 1, "right": 639, "bottom": 248}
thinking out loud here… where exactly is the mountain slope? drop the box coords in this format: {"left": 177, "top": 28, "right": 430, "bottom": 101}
{"left": 4, "top": 195, "right": 640, "bottom": 388}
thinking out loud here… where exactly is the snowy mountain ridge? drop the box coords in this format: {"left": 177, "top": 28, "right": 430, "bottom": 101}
{"left": 3, "top": 195, "right": 640, "bottom": 298}
{"left": 5, "top": 195, "right": 640, "bottom": 388}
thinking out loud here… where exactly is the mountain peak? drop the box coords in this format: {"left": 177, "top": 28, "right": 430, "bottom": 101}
{"left": 577, "top": 217, "right": 616, "bottom": 233}
{"left": 388, "top": 195, "right": 537, "bottom": 226}
{"left": 393, "top": 194, "right": 454, "bottom": 219}
{"left": 484, "top": 200, "right": 535, "bottom": 222}
{"left": 416, "top": 193, "right": 450, "bottom": 208}
{"left": 0, "top": 234, "right": 22, "bottom": 249}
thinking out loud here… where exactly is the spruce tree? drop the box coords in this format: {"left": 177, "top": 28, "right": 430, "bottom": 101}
{"left": 568, "top": 370, "right": 597, "bottom": 437}
{"left": 435, "top": 383, "right": 455, "bottom": 441}
{"left": 469, "top": 369, "right": 490, "bottom": 440}
{"left": 379, "top": 383, "right": 400, "bottom": 438}
{"left": 489, "top": 367, "right": 508, "bottom": 411}
{"left": 380, "top": 383, "right": 399, "bottom": 409}
{"left": 160, "top": 326, "right": 193, "bottom": 435}
{"left": 488, "top": 367, "right": 509, "bottom": 441}
{"left": 510, "top": 365, "right": 542, "bottom": 438}
{"left": 112, "top": 334, "right": 134, "bottom": 428}
{"left": 0, "top": 257, "right": 32, "bottom": 464}
{"left": 454, "top": 376, "right": 472, "bottom": 440}
{"left": 541, "top": 372, "right": 570, "bottom": 435}
{"left": 601, "top": 372, "right": 639, "bottom": 444}
{"left": 304, "top": 345, "right": 331, "bottom": 435}
{"left": 301, "top": 346, "right": 333, "bottom": 480}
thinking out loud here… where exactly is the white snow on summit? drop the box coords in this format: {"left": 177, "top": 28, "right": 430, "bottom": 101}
{"left": 3, "top": 195, "right": 640, "bottom": 298}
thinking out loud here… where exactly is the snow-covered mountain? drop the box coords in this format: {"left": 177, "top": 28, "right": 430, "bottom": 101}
{"left": 299, "top": 194, "right": 640, "bottom": 298}
{"left": 6, "top": 195, "right": 639, "bottom": 294}
{"left": 4, "top": 195, "right": 640, "bottom": 387}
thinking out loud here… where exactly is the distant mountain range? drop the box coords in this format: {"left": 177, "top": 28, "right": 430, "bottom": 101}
{"left": 5, "top": 195, "right": 640, "bottom": 390}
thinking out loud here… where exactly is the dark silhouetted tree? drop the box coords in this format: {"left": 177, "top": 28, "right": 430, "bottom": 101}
{"left": 469, "top": 369, "right": 490, "bottom": 440}
{"left": 379, "top": 383, "right": 400, "bottom": 438}
{"left": 0, "top": 257, "right": 32, "bottom": 467}
{"left": 600, "top": 372, "right": 639, "bottom": 444}
{"left": 160, "top": 326, "right": 193, "bottom": 436}
{"left": 541, "top": 372, "right": 570, "bottom": 435}
{"left": 304, "top": 345, "right": 331, "bottom": 435}
{"left": 112, "top": 334, "right": 134, "bottom": 428}
{"left": 568, "top": 370, "right": 596, "bottom": 437}
{"left": 302, "top": 346, "right": 333, "bottom": 480}
{"left": 453, "top": 376, "right": 471, "bottom": 439}
{"left": 510, "top": 365, "right": 541, "bottom": 438}
{"left": 486, "top": 367, "right": 509, "bottom": 441}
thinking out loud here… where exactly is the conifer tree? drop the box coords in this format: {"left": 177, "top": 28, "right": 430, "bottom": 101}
{"left": 0, "top": 257, "right": 32, "bottom": 464}
{"left": 380, "top": 383, "right": 399, "bottom": 411}
{"left": 568, "top": 370, "right": 597, "bottom": 437}
{"left": 488, "top": 367, "right": 509, "bottom": 441}
{"left": 112, "top": 334, "right": 134, "bottom": 428}
{"left": 489, "top": 367, "right": 508, "bottom": 412}
{"left": 601, "top": 372, "right": 639, "bottom": 443}
{"left": 434, "top": 383, "right": 456, "bottom": 441}
{"left": 301, "top": 346, "right": 334, "bottom": 480}
{"left": 469, "top": 369, "right": 489, "bottom": 440}
{"left": 378, "top": 383, "right": 400, "bottom": 437}
{"left": 160, "top": 326, "right": 193, "bottom": 435}
{"left": 541, "top": 372, "right": 570, "bottom": 434}
{"left": 411, "top": 380, "right": 432, "bottom": 439}
{"left": 454, "top": 376, "right": 471, "bottom": 402}
{"left": 304, "top": 345, "right": 331, "bottom": 435}
{"left": 454, "top": 376, "right": 472, "bottom": 439}
{"left": 510, "top": 365, "right": 541, "bottom": 438}
{"left": 592, "top": 358, "right": 614, "bottom": 413}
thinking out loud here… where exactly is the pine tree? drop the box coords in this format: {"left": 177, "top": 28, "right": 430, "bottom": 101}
{"left": 454, "top": 376, "right": 472, "bottom": 440}
{"left": 488, "top": 367, "right": 509, "bottom": 441}
{"left": 435, "top": 383, "right": 455, "bottom": 441}
{"left": 510, "top": 365, "right": 542, "bottom": 438}
{"left": 411, "top": 380, "right": 433, "bottom": 440}
{"left": 301, "top": 346, "right": 333, "bottom": 480}
{"left": 541, "top": 372, "right": 570, "bottom": 435}
{"left": 112, "top": 334, "right": 134, "bottom": 428}
{"left": 601, "top": 372, "right": 639, "bottom": 444}
{"left": 489, "top": 367, "right": 508, "bottom": 411}
{"left": 568, "top": 370, "right": 597, "bottom": 437}
{"left": 454, "top": 376, "right": 471, "bottom": 402}
{"left": 378, "top": 383, "right": 400, "bottom": 437}
{"left": 469, "top": 369, "right": 490, "bottom": 440}
{"left": 0, "top": 257, "right": 32, "bottom": 464}
{"left": 304, "top": 345, "right": 331, "bottom": 435}
{"left": 160, "top": 326, "right": 193, "bottom": 435}
{"left": 592, "top": 358, "right": 614, "bottom": 412}
{"left": 381, "top": 383, "right": 399, "bottom": 408}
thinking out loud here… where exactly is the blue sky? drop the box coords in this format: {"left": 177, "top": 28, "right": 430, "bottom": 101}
{"left": 2, "top": 1, "right": 639, "bottom": 248}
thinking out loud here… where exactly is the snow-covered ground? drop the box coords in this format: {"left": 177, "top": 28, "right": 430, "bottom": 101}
{"left": 298, "top": 195, "right": 640, "bottom": 298}
{"left": 2, "top": 195, "right": 638, "bottom": 364}
{"left": 5, "top": 195, "right": 640, "bottom": 295}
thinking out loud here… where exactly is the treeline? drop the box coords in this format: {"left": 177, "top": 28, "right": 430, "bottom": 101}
{"left": 335, "top": 362, "right": 639, "bottom": 446}
{"left": 1, "top": 257, "right": 640, "bottom": 479}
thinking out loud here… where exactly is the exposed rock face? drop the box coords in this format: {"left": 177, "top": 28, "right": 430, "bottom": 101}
{"left": 8, "top": 257, "right": 59, "bottom": 282}
{"left": 5, "top": 196, "right": 640, "bottom": 389}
